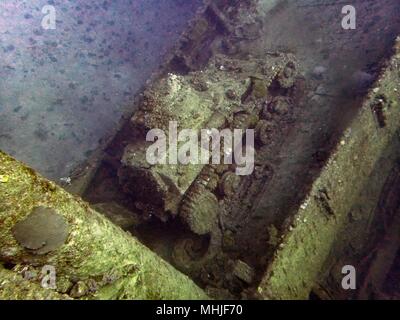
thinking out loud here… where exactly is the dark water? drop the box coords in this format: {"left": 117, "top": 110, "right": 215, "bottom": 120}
{"left": 0, "top": 0, "right": 202, "bottom": 180}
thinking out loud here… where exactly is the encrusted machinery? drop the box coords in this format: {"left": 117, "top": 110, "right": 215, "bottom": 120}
{"left": 119, "top": 53, "right": 297, "bottom": 219}
{"left": 117, "top": 51, "right": 299, "bottom": 291}
{"left": 1, "top": 0, "right": 400, "bottom": 300}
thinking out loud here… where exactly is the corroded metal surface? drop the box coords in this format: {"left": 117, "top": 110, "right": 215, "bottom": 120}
{"left": 258, "top": 38, "right": 400, "bottom": 299}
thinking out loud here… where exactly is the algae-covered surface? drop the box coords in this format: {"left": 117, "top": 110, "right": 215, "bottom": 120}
{"left": 0, "top": 266, "right": 71, "bottom": 300}
{"left": 0, "top": 151, "right": 208, "bottom": 300}
{"left": 258, "top": 42, "right": 400, "bottom": 299}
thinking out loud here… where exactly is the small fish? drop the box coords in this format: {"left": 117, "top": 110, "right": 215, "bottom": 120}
{"left": 60, "top": 177, "right": 72, "bottom": 185}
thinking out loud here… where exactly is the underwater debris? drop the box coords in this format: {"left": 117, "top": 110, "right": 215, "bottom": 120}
{"left": 276, "top": 61, "right": 298, "bottom": 89}
{"left": 219, "top": 171, "right": 241, "bottom": 197}
{"left": 180, "top": 186, "right": 219, "bottom": 236}
{"left": 232, "top": 260, "right": 255, "bottom": 285}
{"left": 69, "top": 281, "right": 89, "bottom": 298}
{"left": 255, "top": 120, "right": 275, "bottom": 145}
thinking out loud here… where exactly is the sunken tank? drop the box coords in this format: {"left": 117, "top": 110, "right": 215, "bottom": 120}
{"left": 118, "top": 53, "right": 298, "bottom": 228}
